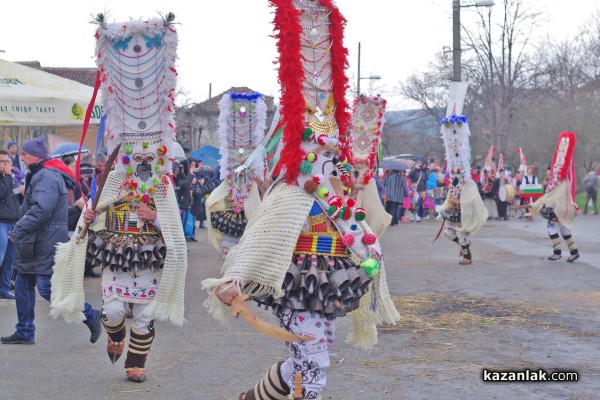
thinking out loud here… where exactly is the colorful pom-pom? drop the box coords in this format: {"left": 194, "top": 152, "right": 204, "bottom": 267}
{"left": 362, "top": 233, "right": 377, "bottom": 245}
{"left": 328, "top": 196, "right": 343, "bottom": 207}
{"left": 140, "top": 184, "right": 147, "bottom": 192}
{"left": 317, "top": 187, "right": 329, "bottom": 199}
{"left": 346, "top": 198, "right": 356, "bottom": 208}
{"left": 154, "top": 165, "right": 161, "bottom": 173}
{"left": 126, "top": 167, "right": 133, "bottom": 175}
{"left": 342, "top": 234, "right": 355, "bottom": 247}
{"left": 124, "top": 144, "right": 132, "bottom": 154}
{"left": 336, "top": 207, "right": 346, "bottom": 219}
{"left": 350, "top": 224, "right": 358, "bottom": 231}
{"left": 306, "top": 152, "right": 317, "bottom": 163}
{"left": 313, "top": 173, "right": 325, "bottom": 184}
{"left": 355, "top": 208, "right": 367, "bottom": 221}
{"left": 360, "top": 258, "right": 380, "bottom": 278}
{"left": 345, "top": 163, "right": 353, "bottom": 172}
{"left": 329, "top": 206, "right": 341, "bottom": 219}
{"left": 304, "top": 180, "right": 318, "bottom": 194}
{"left": 157, "top": 145, "right": 167, "bottom": 155}
{"left": 326, "top": 205, "right": 337, "bottom": 216}
{"left": 148, "top": 187, "right": 155, "bottom": 194}
{"left": 299, "top": 160, "right": 313, "bottom": 175}
{"left": 142, "top": 142, "right": 149, "bottom": 149}
{"left": 158, "top": 158, "right": 166, "bottom": 165}
{"left": 302, "top": 128, "right": 314, "bottom": 141}
{"left": 342, "top": 207, "right": 352, "bottom": 220}
{"left": 153, "top": 178, "right": 160, "bottom": 185}
{"left": 122, "top": 155, "right": 130, "bottom": 164}
{"left": 317, "top": 134, "right": 329, "bottom": 145}
{"left": 141, "top": 194, "right": 151, "bottom": 203}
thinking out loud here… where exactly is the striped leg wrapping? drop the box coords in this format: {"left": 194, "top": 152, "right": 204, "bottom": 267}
{"left": 102, "top": 317, "right": 126, "bottom": 364}
{"left": 102, "top": 317, "right": 126, "bottom": 342}
{"left": 549, "top": 233, "right": 561, "bottom": 255}
{"left": 243, "top": 361, "right": 290, "bottom": 400}
{"left": 124, "top": 326, "right": 155, "bottom": 369}
{"left": 563, "top": 235, "right": 578, "bottom": 255}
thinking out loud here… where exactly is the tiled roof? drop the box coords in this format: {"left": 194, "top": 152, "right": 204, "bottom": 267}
{"left": 16, "top": 61, "right": 96, "bottom": 87}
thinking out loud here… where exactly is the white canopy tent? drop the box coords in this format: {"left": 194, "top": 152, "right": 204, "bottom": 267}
{"left": 0, "top": 58, "right": 100, "bottom": 126}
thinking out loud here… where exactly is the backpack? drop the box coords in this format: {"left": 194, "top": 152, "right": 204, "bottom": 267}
{"left": 586, "top": 185, "right": 595, "bottom": 194}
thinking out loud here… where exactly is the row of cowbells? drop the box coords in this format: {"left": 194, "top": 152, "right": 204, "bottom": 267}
{"left": 86, "top": 232, "right": 167, "bottom": 273}
{"left": 211, "top": 210, "right": 247, "bottom": 238}
{"left": 256, "top": 262, "right": 371, "bottom": 318}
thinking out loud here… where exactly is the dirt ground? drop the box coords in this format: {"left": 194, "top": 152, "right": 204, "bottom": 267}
{"left": 0, "top": 214, "right": 599, "bottom": 399}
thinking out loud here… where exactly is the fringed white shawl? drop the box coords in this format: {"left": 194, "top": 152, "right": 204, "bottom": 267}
{"left": 529, "top": 180, "right": 576, "bottom": 230}
{"left": 201, "top": 183, "right": 399, "bottom": 350}
{"left": 50, "top": 171, "right": 187, "bottom": 325}
{"left": 357, "top": 179, "right": 392, "bottom": 238}
{"left": 436, "top": 181, "right": 488, "bottom": 234}
{"left": 206, "top": 180, "right": 262, "bottom": 252}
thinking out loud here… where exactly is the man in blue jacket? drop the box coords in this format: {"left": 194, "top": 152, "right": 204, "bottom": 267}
{"left": 0, "top": 137, "right": 101, "bottom": 345}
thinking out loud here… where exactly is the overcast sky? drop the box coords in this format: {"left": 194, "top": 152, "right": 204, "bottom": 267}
{"left": 1, "top": 0, "right": 599, "bottom": 109}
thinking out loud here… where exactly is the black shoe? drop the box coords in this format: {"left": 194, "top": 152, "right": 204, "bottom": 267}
{"left": 1, "top": 332, "right": 34, "bottom": 345}
{"left": 503, "top": 217, "right": 509, "bottom": 220}
{"left": 190, "top": 237, "right": 198, "bottom": 242}
{"left": 88, "top": 310, "right": 102, "bottom": 344}
{"left": 567, "top": 254, "right": 580, "bottom": 263}
{"left": 0, "top": 292, "right": 15, "bottom": 300}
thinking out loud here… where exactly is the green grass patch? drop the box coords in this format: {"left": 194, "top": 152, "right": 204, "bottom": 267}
{"left": 576, "top": 191, "right": 600, "bottom": 210}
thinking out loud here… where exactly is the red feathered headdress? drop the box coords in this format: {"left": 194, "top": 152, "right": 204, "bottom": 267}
{"left": 269, "top": 0, "right": 351, "bottom": 184}
{"left": 547, "top": 131, "right": 577, "bottom": 197}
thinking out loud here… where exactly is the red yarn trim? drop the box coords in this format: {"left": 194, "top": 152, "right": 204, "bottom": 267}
{"left": 270, "top": 0, "right": 305, "bottom": 184}
{"left": 270, "top": 0, "right": 352, "bottom": 183}
{"left": 321, "top": 0, "right": 352, "bottom": 165}
{"left": 551, "top": 131, "right": 577, "bottom": 201}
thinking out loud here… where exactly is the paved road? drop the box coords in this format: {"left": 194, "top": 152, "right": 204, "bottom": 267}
{"left": 0, "top": 215, "right": 599, "bottom": 399}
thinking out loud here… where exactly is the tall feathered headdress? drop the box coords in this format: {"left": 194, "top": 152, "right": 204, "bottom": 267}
{"left": 95, "top": 14, "right": 178, "bottom": 201}
{"left": 440, "top": 114, "right": 471, "bottom": 198}
{"left": 547, "top": 131, "right": 577, "bottom": 196}
{"left": 217, "top": 91, "right": 267, "bottom": 209}
{"left": 269, "top": 0, "right": 352, "bottom": 185}
{"left": 350, "top": 94, "right": 386, "bottom": 185}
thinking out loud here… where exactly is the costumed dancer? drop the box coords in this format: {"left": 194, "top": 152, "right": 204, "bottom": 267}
{"left": 481, "top": 146, "right": 497, "bottom": 219}
{"left": 201, "top": 1, "right": 399, "bottom": 399}
{"left": 436, "top": 109, "right": 488, "bottom": 265}
{"left": 50, "top": 14, "right": 187, "bottom": 382}
{"left": 529, "top": 132, "right": 580, "bottom": 262}
{"left": 349, "top": 94, "right": 391, "bottom": 236}
{"left": 206, "top": 91, "right": 267, "bottom": 258}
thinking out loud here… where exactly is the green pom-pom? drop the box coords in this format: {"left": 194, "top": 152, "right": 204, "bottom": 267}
{"left": 302, "top": 127, "right": 313, "bottom": 141}
{"left": 155, "top": 165, "right": 161, "bottom": 173}
{"left": 337, "top": 207, "right": 346, "bottom": 219}
{"left": 124, "top": 144, "right": 132, "bottom": 154}
{"left": 142, "top": 142, "right": 149, "bottom": 149}
{"left": 153, "top": 178, "right": 160, "bottom": 185}
{"left": 140, "top": 184, "right": 147, "bottom": 192}
{"left": 327, "top": 205, "right": 337, "bottom": 215}
{"left": 317, "top": 187, "right": 329, "bottom": 199}
{"left": 126, "top": 167, "right": 133, "bottom": 175}
{"left": 299, "top": 160, "right": 313, "bottom": 175}
{"left": 360, "top": 258, "right": 380, "bottom": 278}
